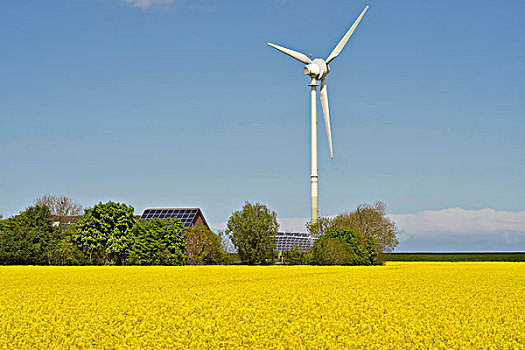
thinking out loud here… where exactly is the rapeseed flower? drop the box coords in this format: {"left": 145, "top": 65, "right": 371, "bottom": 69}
{"left": 0, "top": 263, "right": 523, "bottom": 349}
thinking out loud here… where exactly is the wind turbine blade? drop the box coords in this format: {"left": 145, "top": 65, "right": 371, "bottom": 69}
{"left": 325, "top": 6, "right": 369, "bottom": 64}
{"left": 267, "top": 43, "right": 312, "bottom": 64}
{"left": 320, "top": 79, "right": 333, "bottom": 159}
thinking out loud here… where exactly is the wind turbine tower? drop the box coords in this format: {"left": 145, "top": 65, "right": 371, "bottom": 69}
{"left": 268, "top": 6, "right": 369, "bottom": 225}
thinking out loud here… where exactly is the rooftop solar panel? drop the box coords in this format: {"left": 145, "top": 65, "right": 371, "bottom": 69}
{"left": 140, "top": 208, "right": 203, "bottom": 228}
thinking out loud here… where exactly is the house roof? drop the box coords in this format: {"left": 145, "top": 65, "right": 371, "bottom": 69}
{"left": 140, "top": 208, "right": 209, "bottom": 229}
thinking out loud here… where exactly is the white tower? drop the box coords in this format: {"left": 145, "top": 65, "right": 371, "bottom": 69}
{"left": 268, "top": 6, "right": 369, "bottom": 224}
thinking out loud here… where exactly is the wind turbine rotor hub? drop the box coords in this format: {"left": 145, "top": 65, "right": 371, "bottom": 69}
{"left": 304, "top": 58, "right": 329, "bottom": 80}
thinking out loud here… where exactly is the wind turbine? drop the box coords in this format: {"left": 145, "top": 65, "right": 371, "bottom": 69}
{"left": 268, "top": 6, "right": 369, "bottom": 225}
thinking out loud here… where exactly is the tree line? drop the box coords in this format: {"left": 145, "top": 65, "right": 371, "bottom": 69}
{"left": 0, "top": 195, "right": 398, "bottom": 266}
{"left": 226, "top": 201, "right": 398, "bottom": 265}
{"left": 0, "top": 195, "right": 229, "bottom": 265}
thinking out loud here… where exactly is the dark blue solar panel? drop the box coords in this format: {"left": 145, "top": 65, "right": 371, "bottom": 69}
{"left": 140, "top": 208, "right": 199, "bottom": 228}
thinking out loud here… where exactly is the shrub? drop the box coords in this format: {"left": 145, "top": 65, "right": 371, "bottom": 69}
{"left": 312, "top": 236, "right": 355, "bottom": 265}
{"left": 282, "top": 245, "right": 312, "bottom": 265}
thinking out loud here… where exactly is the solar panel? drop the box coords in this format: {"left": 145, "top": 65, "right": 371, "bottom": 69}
{"left": 139, "top": 208, "right": 201, "bottom": 228}
{"left": 274, "top": 232, "right": 317, "bottom": 252}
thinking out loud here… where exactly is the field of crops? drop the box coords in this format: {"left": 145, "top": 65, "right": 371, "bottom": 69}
{"left": 1, "top": 263, "right": 524, "bottom": 349}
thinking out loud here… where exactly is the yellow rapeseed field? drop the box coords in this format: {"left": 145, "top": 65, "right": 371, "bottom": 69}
{"left": 0, "top": 263, "right": 523, "bottom": 349}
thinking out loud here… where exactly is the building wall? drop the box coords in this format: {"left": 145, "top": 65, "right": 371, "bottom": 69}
{"left": 193, "top": 213, "right": 209, "bottom": 229}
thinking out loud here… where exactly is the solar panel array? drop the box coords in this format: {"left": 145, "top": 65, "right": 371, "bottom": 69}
{"left": 275, "top": 232, "right": 318, "bottom": 252}
{"left": 140, "top": 208, "right": 200, "bottom": 228}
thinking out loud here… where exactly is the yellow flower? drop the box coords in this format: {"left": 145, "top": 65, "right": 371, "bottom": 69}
{"left": 0, "top": 263, "right": 523, "bottom": 349}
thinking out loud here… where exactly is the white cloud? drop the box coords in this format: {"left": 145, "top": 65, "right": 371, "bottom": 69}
{"left": 396, "top": 230, "right": 415, "bottom": 243}
{"left": 214, "top": 208, "right": 525, "bottom": 251}
{"left": 390, "top": 208, "right": 525, "bottom": 235}
{"left": 274, "top": 208, "right": 525, "bottom": 237}
{"left": 278, "top": 217, "right": 309, "bottom": 232}
{"left": 390, "top": 208, "right": 525, "bottom": 251}
{"left": 500, "top": 230, "right": 525, "bottom": 244}
{"left": 123, "top": 0, "right": 173, "bottom": 9}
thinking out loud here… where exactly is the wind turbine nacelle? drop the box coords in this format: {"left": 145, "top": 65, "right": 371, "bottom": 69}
{"left": 304, "top": 63, "right": 320, "bottom": 77}
{"left": 303, "top": 58, "right": 329, "bottom": 80}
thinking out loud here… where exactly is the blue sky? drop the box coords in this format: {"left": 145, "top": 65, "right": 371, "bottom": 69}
{"left": 1, "top": 0, "right": 524, "bottom": 251}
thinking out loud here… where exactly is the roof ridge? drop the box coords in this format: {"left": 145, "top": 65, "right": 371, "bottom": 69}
{"left": 143, "top": 207, "right": 201, "bottom": 210}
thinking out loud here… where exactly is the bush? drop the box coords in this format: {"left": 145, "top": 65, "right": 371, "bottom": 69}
{"left": 282, "top": 245, "right": 312, "bottom": 265}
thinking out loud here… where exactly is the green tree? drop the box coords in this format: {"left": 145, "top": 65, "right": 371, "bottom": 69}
{"left": 34, "top": 194, "right": 83, "bottom": 216}
{"left": 46, "top": 226, "right": 87, "bottom": 266}
{"left": 226, "top": 202, "right": 279, "bottom": 265}
{"left": 0, "top": 205, "right": 60, "bottom": 265}
{"left": 185, "top": 226, "right": 230, "bottom": 265}
{"left": 307, "top": 201, "right": 398, "bottom": 264}
{"left": 324, "top": 227, "right": 374, "bottom": 265}
{"left": 128, "top": 217, "right": 186, "bottom": 265}
{"left": 311, "top": 236, "right": 355, "bottom": 265}
{"left": 73, "top": 201, "right": 136, "bottom": 265}
{"left": 282, "top": 244, "right": 312, "bottom": 265}
{"left": 305, "top": 216, "right": 332, "bottom": 236}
